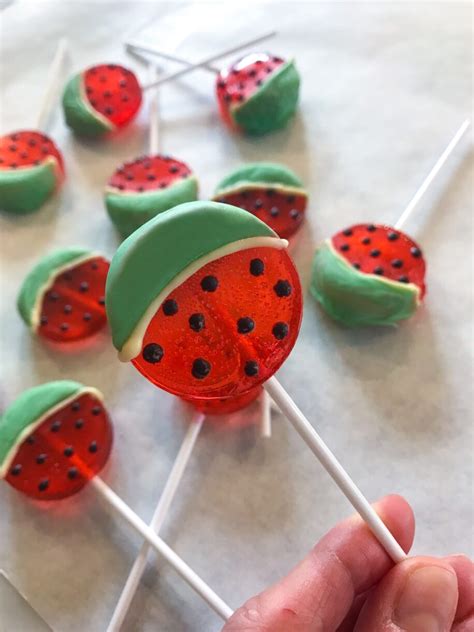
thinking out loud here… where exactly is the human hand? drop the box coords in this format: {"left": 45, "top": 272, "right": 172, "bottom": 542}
{"left": 223, "top": 495, "right": 473, "bottom": 631}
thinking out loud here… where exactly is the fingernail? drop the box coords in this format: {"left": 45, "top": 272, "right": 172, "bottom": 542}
{"left": 394, "top": 565, "right": 458, "bottom": 632}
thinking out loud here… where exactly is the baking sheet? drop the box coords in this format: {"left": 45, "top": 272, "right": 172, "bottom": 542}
{"left": 0, "top": 2, "right": 473, "bottom": 631}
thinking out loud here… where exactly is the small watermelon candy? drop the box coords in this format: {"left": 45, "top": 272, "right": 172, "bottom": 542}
{"left": 105, "top": 154, "right": 199, "bottom": 239}
{"left": 1, "top": 381, "right": 113, "bottom": 501}
{"left": 62, "top": 64, "right": 142, "bottom": 138}
{"left": 0, "top": 130, "right": 64, "bottom": 214}
{"left": 214, "top": 162, "right": 308, "bottom": 239}
{"left": 17, "top": 247, "right": 110, "bottom": 343}
{"left": 106, "top": 201, "right": 303, "bottom": 410}
{"left": 216, "top": 53, "right": 300, "bottom": 136}
{"left": 310, "top": 223, "right": 427, "bottom": 327}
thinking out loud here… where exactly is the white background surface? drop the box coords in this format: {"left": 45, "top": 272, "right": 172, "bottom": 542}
{"left": 0, "top": 2, "right": 473, "bottom": 631}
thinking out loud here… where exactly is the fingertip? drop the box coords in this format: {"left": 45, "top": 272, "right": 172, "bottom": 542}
{"left": 361, "top": 494, "right": 416, "bottom": 555}
{"left": 443, "top": 555, "right": 474, "bottom": 621}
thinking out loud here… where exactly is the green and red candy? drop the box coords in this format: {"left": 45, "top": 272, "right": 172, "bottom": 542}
{"left": 0, "top": 381, "right": 113, "bottom": 501}
{"left": 216, "top": 53, "right": 300, "bottom": 136}
{"left": 0, "top": 130, "right": 64, "bottom": 214}
{"left": 311, "top": 224, "right": 426, "bottom": 327}
{"left": 213, "top": 162, "right": 308, "bottom": 238}
{"left": 106, "top": 201, "right": 303, "bottom": 412}
{"left": 62, "top": 64, "right": 142, "bottom": 138}
{"left": 105, "top": 154, "right": 199, "bottom": 239}
{"left": 17, "top": 247, "right": 110, "bottom": 343}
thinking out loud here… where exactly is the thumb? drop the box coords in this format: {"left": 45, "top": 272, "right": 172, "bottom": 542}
{"left": 355, "top": 556, "right": 458, "bottom": 632}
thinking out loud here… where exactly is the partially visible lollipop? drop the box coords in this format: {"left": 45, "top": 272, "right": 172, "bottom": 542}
{"left": 0, "top": 40, "right": 67, "bottom": 214}
{"left": 127, "top": 41, "right": 300, "bottom": 136}
{"left": 213, "top": 162, "right": 308, "bottom": 238}
{"left": 1, "top": 381, "right": 233, "bottom": 620}
{"left": 17, "top": 247, "right": 109, "bottom": 344}
{"left": 311, "top": 119, "right": 471, "bottom": 327}
{"left": 104, "top": 62, "right": 198, "bottom": 238}
{"left": 106, "top": 200, "right": 408, "bottom": 564}
{"left": 62, "top": 32, "right": 276, "bottom": 139}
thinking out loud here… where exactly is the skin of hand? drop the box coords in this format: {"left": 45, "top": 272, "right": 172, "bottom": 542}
{"left": 223, "top": 495, "right": 474, "bottom": 632}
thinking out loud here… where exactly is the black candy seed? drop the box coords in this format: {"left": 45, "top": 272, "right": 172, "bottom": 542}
{"left": 169, "top": 166, "right": 179, "bottom": 174}
{"left": 367, "top": 224, "right": 376, "bottom": 232}
{"left": 272, "top": 322, "right": 289, "bottom": 340}
{"left": 287, "top": 195, "right": 296, "bottom": 203}
{"left": 361, "top": 237, "right": 371, "bottom": 245}
{"left": 353, "top": 263, "right": 361, "bottom": 270}
{"left": 79, "top": 281, "right": 89, "bottom": 292}
{"left": 75, "top": 419, "right": 84, "bottom": 429}
{"left": 244, "top": 360, "right": 259, "bottom": 377}
{"left": 89, "top": 441, "right": 98, "bottom": 454}
{"left": 340, "top": 244, "right": 350, "bottom": 252}
{"left": 391, "top": 259, "right": 403, "bottom": 269}
{"left": 192, "top": 358, "right": 211, "bottom": 379}
{"left": 162, "top": 299, "right": 178, "bottom": 316}
{"left": 266, "top": 188, "right": 275, "bottom": 197}
{"left": 60, "top": 323, "right": 69, "bottom": 332}
{"left": 38, "top": 479, "right": 49, "bottom": 492}
{"left": 343, "top": 228, "right": 353, "bottom": 236}
{"left": 237, "top": 317, "right": 255, "bottom": 334}
{"left": 36, "top": 453, "right": 47, "bottom": 464}
{"left": 201, "top": 276, "right": 219, "bottom": 292}
{"left": 64, "top": 305, "right": 72, "bottom": 314}
{"left": 250, "top": 258, "right": 265, "bottom": 276}
{"left": 270, "top": 206, "right": 280, "bottom": 217}
{"left": 98, "top": 297, "right": 105, "bottom": 306}
{"left": 240, "top": 191, "right": 249, "bottom": 199}
{"left": 398, "top": 275, "right": 409, "bottom": 283}
{"left": 26, "top": 436, "right": 35, "bottom": 445}
{"left": 40, "top": 316, "right": 48, "bottom": 326}
{"left": 72, "top": 401, "right": 80, "bottom": 411}
{"left": 411, "top": 247, "right": 422, "bottom": 258}
{"left": 49, "top": 292, "right": 59, "bottom": 301}
{"left": 64, "top": 446, "right": 74, "bottom": 457}
{"left": 387, "top": 231, "right": 399, "bottom": 241}
{"left": 189, "top": 313, "right": 205, "bottom": 332}
{"left": 83, "top": 312, "right": 92, "bottom": 322}
{"left": 370, "top": 249, "right": 381, "bottom": 258}
{"left": 11, "top": 464, "right": 22, "bottom": 476}
{"left": 290, "top": 209, "right": 300, "bottom": 220}
{"left": 373, "top": 267, "right": 384, "bottom": 275}
{"left": 274, "top": 280, "right": 292, "bottom": 297}
{"left": 91, "top": 406, "right": 101, "bottom": 416}
{"left": 51, "top": 421, "right": 61, "bottom": 432}
{"left": 254, "top": 199, "right": 263, "bottom": 210}
{"left": 143, "top": 343, "right": 164, "bottom": 364}
{"left": 68, "top": 467, "right": 78, "bottom": 480}
{"left": 104, "top": 107, "right": 113, "bottom": 115}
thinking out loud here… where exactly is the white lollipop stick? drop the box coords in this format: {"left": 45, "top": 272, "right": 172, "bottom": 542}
{"left": 260, "top": 390, "right": 272, "bottom": 438}
{"left": 126, "top": 41, "right": 220, "bottom": 74}
{"left": 264, "top": 377, "right": 407, "bottom": 564}
{"left": 107, "top": 412, "right": 205, "bottom": 632}
{"left": 148, "top": 65, "right": 160, "bottom": 155}
{"left": 90, "top": 474, "right": 232, "bottom": 620}
{"left": 36, "top": 38, "right": 68, "bottom": 131}
{"left": 395, "top": 119, "right": 471, "bottom": 230}
{"left": 141, "top": 31, "right": 277, "bottom": 91}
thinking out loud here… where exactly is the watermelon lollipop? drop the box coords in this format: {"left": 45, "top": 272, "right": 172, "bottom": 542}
{"left": 311, "top": 224, "right": 426, "bottom": 327}
{"left": 17, "top": 247, "right": 109, "bottom": 343}
{"left": 62, "top": 64, "right": 142, "bottom": 138}
{"left": 1, "top": 381, "right": 112, "bottom": 501}
{"left": 105, "top": 155, "right": 198, "bottom": 239}
{"left": 0, "top": 130, "right": 64, "bottom": 214}
{"left": 216, "top": 52, "right": 300, "bottom": 136}
{"left": 213, "top": 162, "right": 307, "bottom": 238}
{"left": 106, "top": 201, "right": 302, "bottom": 407}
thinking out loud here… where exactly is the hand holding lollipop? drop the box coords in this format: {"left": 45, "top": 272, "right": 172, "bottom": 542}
{"left": 311, "top": 119, "right": 471, "bottom": 327}
{"left": 0, "top": 39, "right": 67, "bottom": 214}
{"left": 62, "top": 32, "right": 276, "bottom": 139}
{"left": 1, "top": 381, "right": 233, "bottom": 620}
{"left": 126, "top": 40, "right": 300, "bottom": 136}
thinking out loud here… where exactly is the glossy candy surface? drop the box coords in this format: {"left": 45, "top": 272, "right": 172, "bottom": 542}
{"left": 133, "top": 246, "right": 302, "bottom": 403}
{"left": 0, "top": 130, "right": 64, "bottom": 173}
{"left": 5, "top": 391, "right": 113, "bottom": 501}
{"left": 108, "top": 155, "right": 193, "bottom": 193}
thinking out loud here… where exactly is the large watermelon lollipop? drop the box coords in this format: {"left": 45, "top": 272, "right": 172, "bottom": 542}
{"left": 0, "top": 131, "right": 64, "bottom": 214}
{"left": 216, "top": 52, "right": 300, "bottom": 136}
{"left": 0, "top": 381, "right": 232, "bottom": 619}
{"left": 62, "top": 64, "right": 142, "bottom": 138}
{"left": 17, "top": 247, "right": 109, "bottom": 343}
{"left": 106, "top": 201, "right": 302, "bottom": 406}
{"left": 213, "top": 162, "right": 308, "bottom": 238}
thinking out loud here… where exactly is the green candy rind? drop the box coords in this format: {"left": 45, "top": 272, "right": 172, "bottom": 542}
{"left": 310, "top": 241, "right": 420, "bottom": 327}
{"left": 0, "top": 381, "right": 84, "bottom": 477}
{"left": 105, "top": 176, "right": 199, "bottom": 239}
{"left": 62, "top": 74, "right": 113, "bottom": 138}
{"left": 0, "top": 160, "right": 57, "bottom": 214}
{"left": 215, "top": 162, "right": 305, "bottom": 195}
{"left": 17, "top": 247, "right": 93, "bottom": 328}
{"left": 232, "top": 60, "right": 300, "bottom": 136}
{"left": 106, "top": 200, "right": 279, "bottom": 356}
